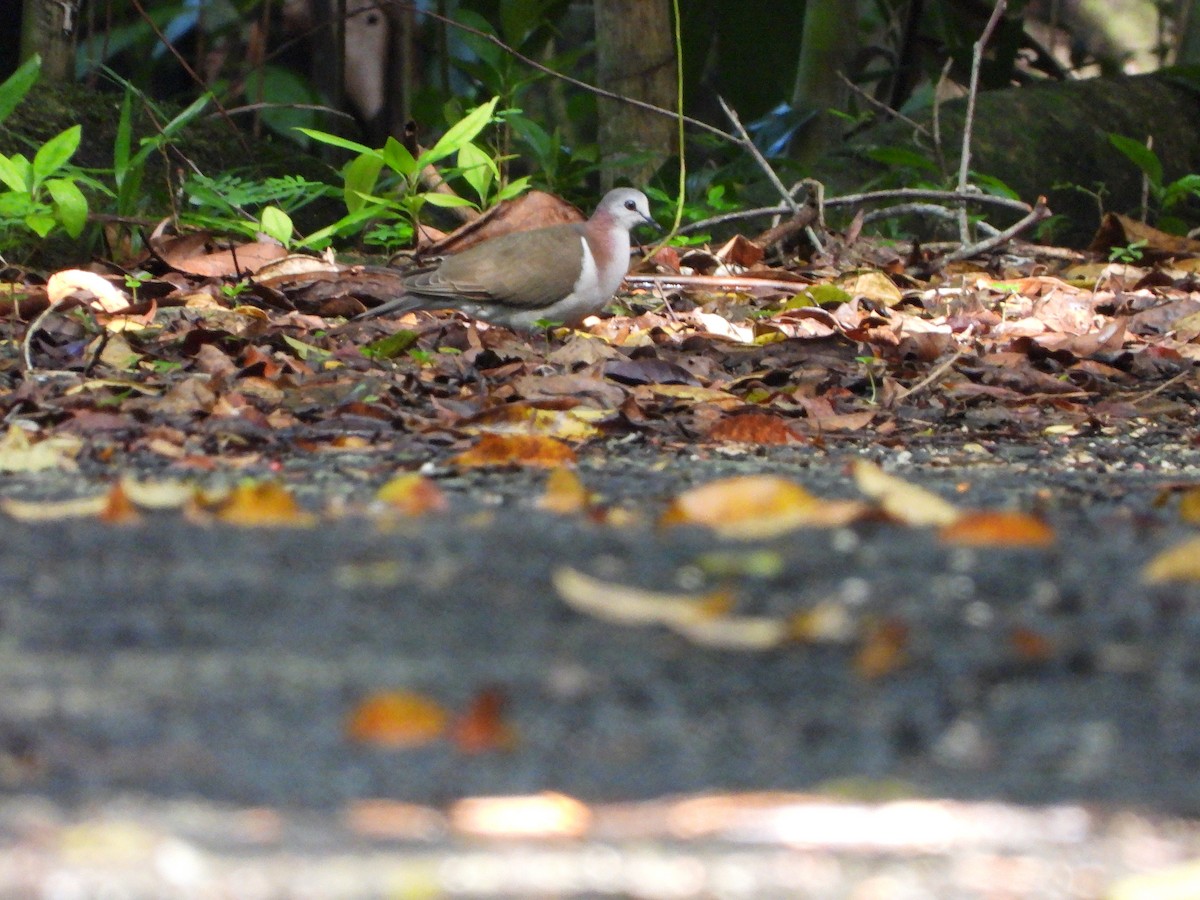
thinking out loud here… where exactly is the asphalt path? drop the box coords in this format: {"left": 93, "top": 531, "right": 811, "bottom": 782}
{"left": 3, "top": 435, "right": 1200, "bottom": 896}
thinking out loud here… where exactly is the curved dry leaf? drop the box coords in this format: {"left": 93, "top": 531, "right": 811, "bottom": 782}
{"left": 1142, "top": 537, "right": 1200, "bottom": 583}
{"left": 552, "top": 566, "right": 788, "bottom": 651}
{"left": 661, "top": 475, "right": 865, "bottom": 539}
{"left": 46, "top": 269, "right": 129, "bottom": 313}
{"left": 852, "top": 460, "right": 960, "bottom": 527}
{"left": 213, "top": 482, "right": 316, "bottom": 527}
{"left": 0, "top": 425, "right": 81, "bottom": 473}
{"left": 537, "top": 466, "right": 592, "bottom": 514}
{"left": 375, "top": 473, "right": 448, "bottom": 516}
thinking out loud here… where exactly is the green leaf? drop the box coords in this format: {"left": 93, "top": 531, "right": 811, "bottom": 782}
{"left": 1108, "top": 133, "right": 1162, "bottom": 189}
{"left": 259, "top": 206, "right": 293, "bottom": 245}
{"left": 45, "top": 178, "right": 88, "bottom": 238}
{"left": 421, "top": 192, "right": 478, "bottom": 208}
{"left": 362, "top": 330, "right": 420, "bottom": 359}
{"left": 419, "top": 96, "right": 499, "bottom": 168}
{"left": 0, "top": 155, "right": 27, "bottom": 192}
{"left": 343, "top": 152, "right": 384, "bottom": 213}
{"left": 0, "top": 55, "right": 40, "bottom": 124}
{"left": 382, "top": 137, "right": 418, "bottom": 177}
{"left": 24, "top": 212, "right": 56, "bottom": 237}
{"left": 282, "top": 334, "right": 330, "bottom": 362}
{"left": 457, "top": 142, "right": 496, "bottom": 204}
{"left": 495, "top": 176, "right": 531, "bottom": 202}
{"left": 296, "top": 128, "right": 377, "bottom": 156}
{"left": 32, "top": 125, "right": 81, "bottom": 180}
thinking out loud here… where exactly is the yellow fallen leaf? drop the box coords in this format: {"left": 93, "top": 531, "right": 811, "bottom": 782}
{"left": 852, "top": 460, "right": 960, "bottom": 526}
{"left": 213, "top": 482, "right": 316, "bottom": 527}
{"left": 0, "top": 425, "right": 81, "bottom": 472}
{"left": 661, "top": 475, "right": 865, "bottom": 539}
{"left": 1143, "top": 537, "right": 1200, "bottom": 583}
{"left": 375, "top": 473, "right": 447, "bottom": 516}
{"left": 938, "top": 511, "right": 1056, "bottom": 548}
{"left": 346, "top": 691, "right": 447, "bottom": 749}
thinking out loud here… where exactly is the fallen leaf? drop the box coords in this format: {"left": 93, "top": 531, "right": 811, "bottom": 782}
{"left": 938, "top": 511, "right": 1056, "bottom": 547}
{"left": 552, "top": 566, "right": 788, "bottom": 650}
{"left": 450, "top": 792, "right": 591, "bottom": 838}
{"left": 98, "top": 483, "right": 141, "bottom": 524}
{"left": 855, "top": 618, "right": 910, "bottom": 679}
{"left": 213, "top": 481, "right": 317, "bottom": 527}
{"left": 661, "top": 475, "right": 866, "bottom": 539}
{"left": 1143, "top": 537, "right": 1200, "bottom": 583}
{"left": 707, "top": 412, "right": 803, "bottom": 444}
{"left": 453, "top": 687, "right": 517, "bottom": 754}
{"left": 537, "top": 467, "right": 593, "bottom": 514}
{"left": 346, "top": 690, "right": 448, "bottom": 749}
{"left": 451, "top": 433, "right": 577, "bottom": 469}
{"left": 0, "top": 425, "right": 82, "bottom": 472}
{"left": 852, "top": 460, "right": 960, "bottom": 526}
{"left": 375, "top": 473, "right": 448, "bottom": 516}
{"left": 0, "top": 493, "right": 108, "bottom": 522}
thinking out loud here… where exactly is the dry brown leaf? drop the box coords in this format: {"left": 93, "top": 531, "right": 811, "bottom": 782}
{"left": 707, "top": 412, "right": 803, "bottom": 444}
{"left": 852, "top": 460, "right": 960, "bottom": 526}
{"left": 938, "top": 511, "right": 1056, "bottom": 548}
{"left": 451, "top": 433, "right": 577, "bottom": 469}
{"left": 346, "top": 691, "right": 448, "bottom": 749}
{"left": 661, "top": 475, "right": 866, "bottom": 539}
{"left": 452, "top": 687, "right": 517, "bottom": 754}
{"left": 855, "top": 619, "right": 910, "bottom": 679}
{"left": 461, "top": 404, "right": 603, "bottom": 441}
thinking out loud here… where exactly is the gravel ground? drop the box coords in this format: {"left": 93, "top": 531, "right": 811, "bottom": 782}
{"left": 2, "top": 431, "right": 1200, "bottom": 896}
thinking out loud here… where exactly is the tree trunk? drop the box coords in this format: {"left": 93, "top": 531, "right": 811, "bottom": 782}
{"left": 790, "top": 0, "right": 859, "bottom": 166}
{"left": 20, "top": 0, "right": 77, "bottom": 81}
{"left": 593, "top": 0, "right": 677, "bottom": 189}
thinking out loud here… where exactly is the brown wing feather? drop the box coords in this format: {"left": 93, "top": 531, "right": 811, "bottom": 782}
{"left": 402, "top": 224, "right": 585, "bottom": 310}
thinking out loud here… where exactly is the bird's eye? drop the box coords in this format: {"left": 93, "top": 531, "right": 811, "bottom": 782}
{"left": 624, "top": 200, "right": 636, "bottom": 210}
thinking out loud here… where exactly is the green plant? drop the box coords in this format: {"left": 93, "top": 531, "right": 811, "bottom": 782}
{"left": 1108, "top": 239, "right": 1147, "bottom": 263}
{"left": 1109, "top": 133, "right": 1200, "bottom": 233}
{"left": 0, "top": 57, "right": 91, "bottom": 241}
{"left": 298, "top": 96, "right": 529, "bottom": 243}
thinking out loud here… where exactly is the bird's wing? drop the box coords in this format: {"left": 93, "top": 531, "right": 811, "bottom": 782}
{"left": 404, "top": 225, "right": 586, "bottom": 310}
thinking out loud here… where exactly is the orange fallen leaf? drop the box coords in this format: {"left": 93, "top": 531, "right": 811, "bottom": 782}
{"left": 938, "top": 511, "right": 1056, "bottom": 548}
{"left": 537, "top": 466, "right": 592, "bottom": 514}
{"left": 661, "top": 475, "right": 865, "bottom": 539}
{"left": 99, "top": 483, "right": 141, "bottom": 524}
{"left": 213, "top": 481, "right": 316, "bottom": 527}
{"left": 707, "top": 413, "right": 803, "bottom": 444}
{"left": 1010, "top": 626, "right": 1055, "bottom": 662}
{"left": 1178, "top": 487, "right": 1200, "bottom": 525}
{"left": 376, "top": 473, "right": 448, "bottom": 516}
{"left": 451, "top": 433, "right": 577, "bottom": 468}
{"left": 855, "top": 619, "right": 909, "bottom": 679}
{"left": 453, "top": 687, "right": 517, "bottom": 754}
{"left": 346, "top": 691, "right": 448, "bottom": 749}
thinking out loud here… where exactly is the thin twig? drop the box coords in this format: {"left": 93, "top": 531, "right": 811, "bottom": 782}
{"left": 861, "top": 203, "right": 1000, "bottom": 236}
{"left": 892, "top": 350, "right": 966, "bottom": 404}
{"left": 927, "top": 196, "right": 1051, "bottom": 269}
{"left": 836, "top": 72, "right": 929, "bottom": 136}
{"left": 1126, "top": 370, "right": 1192, "bottom": 405}
{"left": 717, "top": 95, "right": 798, "bottom": 214}
{"left": 956, "top": 0, "right": 1008, "bottom": 242}
{"left": 677, "top": 188, "right": 1031, "bottom": 236}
